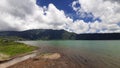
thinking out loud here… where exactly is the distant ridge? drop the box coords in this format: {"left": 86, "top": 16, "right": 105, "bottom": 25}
{"left": 0, "top": 29, "right": 120, "bottom": 40}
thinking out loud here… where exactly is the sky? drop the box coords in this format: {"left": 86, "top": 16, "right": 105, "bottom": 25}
{"left": 0, "top": 0, "right": 120, "bottom": 34}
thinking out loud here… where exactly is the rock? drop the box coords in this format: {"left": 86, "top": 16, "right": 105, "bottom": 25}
{"left": 41, "top": 53, "right": 61, "bottom": 60}
{"left": 0, "top": 53, "right": 9, "bottom": 61}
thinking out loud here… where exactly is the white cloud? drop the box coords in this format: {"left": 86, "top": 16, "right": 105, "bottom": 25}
{"left": 0, "top": 0, "right": 120, "bottom": 33}
{"left": 71, "top": 0, "right": 120, "bottom": 33}
{"left": 66, "top": 20, "right": 89, "bottom": 34}
{"left": 0, "top": 0, "right": 91, "bottom": 34}
{"left": 0, "top": 0, "right": 68, "bottom": 31}
{"left": 72, "top": 1, "right": 80, "bottom": 11}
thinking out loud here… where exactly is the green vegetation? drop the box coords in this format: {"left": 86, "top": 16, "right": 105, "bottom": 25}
{"left": 0, "top": 39, "right": 37, "bottom": 60}
{"left": 0, "top": 36, "right": 25, "bottom": 41}
{"left": 1, "top": 29, "right": 120, "bottom": 40}
{"left": 62, "top": 31, "right": 76, "bottom": 40}
{"left": 0, "top": 29, "right": 77, "bottom": 40}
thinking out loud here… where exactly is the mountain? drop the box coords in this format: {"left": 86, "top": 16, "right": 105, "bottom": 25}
{"left": 0, "top": 29, "right": 120, "bottom": 40}
{"left": 0, "top": 29, "right": 76, "bottom": 40}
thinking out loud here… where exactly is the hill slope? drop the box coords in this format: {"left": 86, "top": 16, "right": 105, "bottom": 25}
{"left": 0, "top": 29, "right": 120, "bottom": 40}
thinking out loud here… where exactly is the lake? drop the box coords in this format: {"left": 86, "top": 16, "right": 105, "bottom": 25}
{"left": 20, "top": 40, "right": 120, "bottom": 68}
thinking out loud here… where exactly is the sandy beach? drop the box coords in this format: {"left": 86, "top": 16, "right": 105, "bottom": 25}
{"left": 8, "top": 52, "right": 88, "bottom": 68}
{"left": 1, "top": 40, "right": 120, "bottom": 68}
{"left": 6, "top": 45, "right": 90, "bottom": 68}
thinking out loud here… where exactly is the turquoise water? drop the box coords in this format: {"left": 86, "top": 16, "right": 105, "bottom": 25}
{"left": 20, "top": 40, "right": 120, "bottom": 68}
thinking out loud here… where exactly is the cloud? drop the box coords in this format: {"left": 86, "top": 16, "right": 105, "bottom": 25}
{"left": 72, "top": 0, "right": 120, "bottom": 33}
{"left": 0, "top": 0, "right": 68, "bottom": 31}
{"left": 0, "top": 0, "right": 120, "bottom": 34}
{"left": 79, "top": 0, "right": 120, "bottom": 23}
{"left": 104, "top": 0, "right": 120, "bottom": 3}
{"left": 0, "top": 0, "right": 90, "bottom": 34}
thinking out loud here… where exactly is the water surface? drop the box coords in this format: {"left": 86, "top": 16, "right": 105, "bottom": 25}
{"left": 20, "top": 40, "right": 120, "bottom": 68}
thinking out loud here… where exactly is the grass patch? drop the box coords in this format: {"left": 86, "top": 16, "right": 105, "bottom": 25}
{"left": 0, "top": 39, "right": 37, "bottom": 59}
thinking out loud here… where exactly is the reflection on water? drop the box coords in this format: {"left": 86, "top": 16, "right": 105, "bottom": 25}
{"left": 20, "top": 40, "right": 120, "bottom": 68}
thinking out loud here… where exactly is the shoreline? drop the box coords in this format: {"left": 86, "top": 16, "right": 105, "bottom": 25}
{"left": 8, "top": 52, "right": 69, "bottom": 68}
{"left": 6, "top": 44, "right": 90, "bottom": 68}
{"left": 1, "top": 40, "right": 120, "bottom": 68}
{"left": 0, "top": 50, "right": 38, "bottom": 68}
{"left": 7, "top": 51, "right": 89, "bottom": 68}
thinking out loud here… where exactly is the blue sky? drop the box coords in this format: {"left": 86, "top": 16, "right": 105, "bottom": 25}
{"left": 0, "top": 0, "right": 120, "bottom": 33}
{"left": 36, "top": 0, "right": 101, "bottom": 22}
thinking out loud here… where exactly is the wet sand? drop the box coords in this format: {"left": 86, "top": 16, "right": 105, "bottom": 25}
{"left": 7, "top": 46, "right": 88, "bottom": 68}
{"left": 7, "top": 44, "right": 120, "bottom": 68}
{"left": 8, "top": 53, "right": 88, "bottom": 68}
